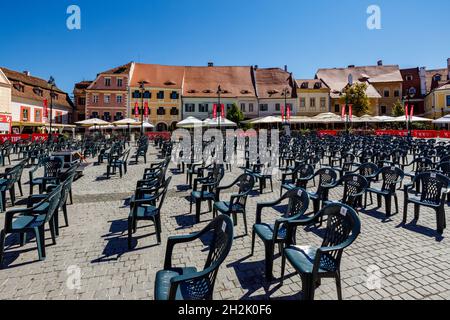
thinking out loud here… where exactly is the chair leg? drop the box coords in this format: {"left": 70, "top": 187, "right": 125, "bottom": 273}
{"left": 128, "top": 217, "right": 133, "bottom": 249}
{"left": 62, "top": 204, "right": 69, "bottom": 227}
{"left": 34, "top": 226, "right": 46, "bottom": 261}
{"left": 414, "top": 204, "right": 420, "bottom": 221}
{"left": 270, "top": 177, "right": 273, "bottom": 192}
{"left": 19, "top": 232, "right": 26, "bottom": 246}
{"left": 49, "top": 218, "right": 57, "bottom": 245}
{"left": 155, "top": 215, "right": 162, "bottom": 244}
{"left": 437, "top": 208, "right": 445, "bottom": 234}
{"left": 189, "top": 196, "right": 193, "bottom": 214}
{"left": 394, "top": 194, "right": 399, "bottom": 214}
{"left": 385, "top": 196, "right": 392, "bottom": 217}
{"left": 195, "top": 199, "right": 201, "bottom": 223}
{"left": 0, "top": 230, "right": 5, "bottom": 266}
{"left": 251, "top": 228, "right": 256, "bottom": 256}
{"left": 402, "top": 202, "right": 408, "bottom": 224}
{"left": 280, "top": 251, "right": 286, "bottom": 284}
{"left": 264, "top": 242, "right": 274, "bottom": 281}
{"left": 242, "top": 210, "right": 248, "bottom": 236}
{"left": 18, "top": 180, "right": 23, "bottom": 197}
{"left": 335, "top": 273, "right": 343, "bottom": 300}
{"left": 54, "top": 210, "right": 60, "bottom": 237}
{"left": 301, "top": 274, "right": 315, "bottom": 300}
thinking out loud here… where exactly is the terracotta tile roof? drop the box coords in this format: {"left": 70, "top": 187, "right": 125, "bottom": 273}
{"left": 254, "top": 68, "right": 295, "bottom": 99}
{"left": 130, "top": 63, "right": 185, "bottom": 89}
{"left": 1, "top": 67, "right": 73, "bottom": 109}
{"left": 183, "top": 66, "right": 255, "bottom": 98}
{"left": 316, "top": 65, "right": 401, "bottom": 98}
{"left": 99, "top": 62, "right": 132, "bottom": 75}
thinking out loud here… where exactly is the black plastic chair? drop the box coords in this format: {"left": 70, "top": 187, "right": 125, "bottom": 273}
{"left": 190, "top": 165, "right": 224, "bottom": 223}
{"left": 0, "top": 165, "right": 21, "bottom": 212}
{"left": 0, "top": 185, "right": 62, "bottom": 266}
{"left": 366, "top": 166, "right": 404, "bottom": 217}
{"left": 307, "top": 168, "right": 338, "bottom": 214}
{"left": 213, "top": 173, "right": 255, "bottom": 236}
{"left": 403, "top": 172, "right": 450, "bottom": 235}
{"left": 281, "top": 203, "right": 361, "bottom": 300}
{"left": 128, "top": 177, "right": 171, "bottom": 248}
{"left": 280, "top": 164, "right": 314, "bottom": 196}
{"left": 28, "top": 157, "right": 63, "bottom": 195}
{"left": 154, "top": 215, "right": 233, "bottom": 300}
{"left": 323, "top": 174, "right": 368, "bottom": 210}
{"left": 251, "top": 188, "right": 310, "bottom": 280}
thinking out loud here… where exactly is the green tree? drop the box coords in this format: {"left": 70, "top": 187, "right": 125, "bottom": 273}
{"left": 391, "top": 100, "right": 405, "bottom": 117}
{"left": 340, "top": 83, "right": 371, "bottom": 116}
{"left": 226, "top": 103, "right": 244, "bottom": 125}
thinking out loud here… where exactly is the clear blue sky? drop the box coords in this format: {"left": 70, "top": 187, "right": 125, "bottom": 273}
{"left": 1, "top": 0, "right": 449, "bottom": 93}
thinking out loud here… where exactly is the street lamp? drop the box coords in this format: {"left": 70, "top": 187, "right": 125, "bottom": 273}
{"left": 138, "top": 80, "right": 149, "bottom": 137}
{"left": 48, "top": 76, "right": 56, "bottom": 142}
{"left": 217, "top": 85, "right": 224, "bottom": 131}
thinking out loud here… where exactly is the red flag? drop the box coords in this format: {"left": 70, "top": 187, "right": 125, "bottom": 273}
{"left": 221, "top": 104, "right": 225, "bottom": 119}
{"left": 134, "top": 102, "right": 139, "bottom": 117}
{"left": 43, "top": 99, "right": 48, "bottom": 118}
{"left": 349, "top": 104, "right": 353, "bottom": 120}
{"left": 213, "top": 104, "right": 217, "bottom": 119}
{"left": 404, "top": 104, "right": 409, "bottom": 121}
{"left": 281, "top": 105, "right": 285, "bottom": 121}
{"left": 341, "top": 105, "right": 346, "bottom": 120}
{"left": 410, "top": 104, "right": 414, "bottom": 119}
{"left": 144, "top": 102, "right": 149, "bottom": 117}
{"left": 287, "top": 105, "right": 291, "bottom": 121}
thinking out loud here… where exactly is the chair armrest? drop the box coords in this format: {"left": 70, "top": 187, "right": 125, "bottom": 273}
{"left": 255, "top": 198, "right": 284, "bottom": 224}
{"left": 163, "top": 232, "right": 202, "bottom": 269}
{"left": 27, "top": 194, "right": 48, "bottom": 208}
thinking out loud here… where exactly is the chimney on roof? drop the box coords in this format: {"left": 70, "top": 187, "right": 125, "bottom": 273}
{"left": 348, "top": 65, "right": 355, "bottom": 68}
{"left": 284, "top": 65, "right": 288, "bottom": 72}
{"left": 377, "top": 60, "right": 383, "bottom": 66}
{"left": 447, "top": 58, "right": 450, "bottom": 80}
{"left": 207, "top": 62, "right": 214, "bottom": 67}
{"left": 23, "top": 71, "right": 31, "bottom": 76}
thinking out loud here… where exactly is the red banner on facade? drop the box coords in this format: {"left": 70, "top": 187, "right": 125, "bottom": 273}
{"left": 410, "top": 104, "right": 414, "bottom": 118}
{"left": 134, "top": 102, "right": 139, "bottom": 117}
{"left": 405, "top": 104, "right": 409, "bottom": 120}
{"left": 213, "top": 104, "right": 217, "bottom": 119}
{"left": 144, "top": 102, "right": 149, "bottom": 117}
{"left": 349, "top": 104, "right": 353, "bottom": 120}
{"left": 341, "top": 105, "right": 346, "bottom": 120}
{"left": 43, "top": 99, "right": 48, "bottom": 118}
{"left": 281, "top": 105, "right": 284, "bottom": 121}
{"left": 220, "top": 104, "right": 225, "bottom": 119}
{"left": 287, "top": 105, "right": 291, "bottom": 121}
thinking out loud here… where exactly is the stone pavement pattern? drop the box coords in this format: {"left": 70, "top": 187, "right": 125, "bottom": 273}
{"left": 1, "top": 145, "right": 450, "bottom": 300}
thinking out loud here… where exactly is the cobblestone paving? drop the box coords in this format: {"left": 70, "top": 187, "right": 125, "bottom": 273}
{"left": 1, "top": 145, "right": 450, "bottom": 300}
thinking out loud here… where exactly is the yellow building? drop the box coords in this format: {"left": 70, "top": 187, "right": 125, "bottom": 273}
{"left": 129, "top": 63, "right": 184, "bottom": 131}
{"left": 424, "top": 84, "right": 450, "bottom": 119}
{"left": 296, "top": 79, "right": 330, "bottom": 116}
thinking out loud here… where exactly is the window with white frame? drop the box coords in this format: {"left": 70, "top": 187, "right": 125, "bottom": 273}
{"left": 104, "top": 94, "right": 111, "bottom": 104}
{"left": 185, "top": 104, "right": 195, "bottom": 112}
{"left": 310, "top": 98, "right": 316, "bottom": 109}
{"left": 104, "top": 78, "right": 111, "bottom": 87}
{"left": 116, "top": 95, "right": 123, "bottom": 104}
{"left": 249, "top": 103, "right": 254, "bottom": 112}
{"left": 240, "top": 103, "right": 246, "bottom": 112}
{"left": 117, "top": 78, "right": 123, "bottom": 87}
{"left": 199, "top": 103, "right": 208, "bottom": 113}
{"left": 300, "top": 98, "right": 306, "bottom": 108}
{"left": 320, "top": 97, "right": 326, "bottom": 110}
{"left": 92, "top": 94, "right": 99, "bottom": 104}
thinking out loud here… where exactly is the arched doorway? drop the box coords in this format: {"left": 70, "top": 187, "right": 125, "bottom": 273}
{"left": 156, "top": 122, "right": 168, "bottom": 132}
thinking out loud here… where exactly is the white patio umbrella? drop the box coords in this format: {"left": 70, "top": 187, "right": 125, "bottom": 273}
{"left": 393, "top": 116, "right": 433, "bottom": 122}
{"left": 177, "top": 116, "right": 204, "bottom": 128}
{"left": 75, "top": 118, "right": 110, "bottom": 126}
{"left": 248, "top": 116, "right": 283, "bottom": 124}
{"left": 113, "top": 118, "right": 139, "bottom": 138}
{"left": 204, "top": 118, "right": 237, "bottom": 127}
{"left": 433, "top": 115, "right": 450, "bottom": 124}
{"left": 312, "top": 113, "right": 343, "bottom": 123}
{"left": 89, "top": 124, "right": 114, "bottom": 130}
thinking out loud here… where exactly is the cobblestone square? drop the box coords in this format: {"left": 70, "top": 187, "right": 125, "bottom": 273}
{"left": 0, "top": 144, "right": 449, "bottom": 301}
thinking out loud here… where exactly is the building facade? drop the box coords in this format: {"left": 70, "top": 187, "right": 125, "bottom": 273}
{"left": 0, "top": 67, "right": 73, "bottom": 133}
{"left": 253, "top": 67, "right": 298, "bottom": 118}
{"left": 317, "top": 62, "right": 403, "bottom": 116}
{"left": 182, "top": 65, "right": 258, "bottom": 121}
{"left": 85, "top": 63, "right": 131, "bottom": 121}
{"left": 73, "top": 81, "right": 92, "bottom": 122}
{"left": 423, "top": 58, "right": 450, "bottom": 118}
{"left": 296, "top": 79, "right": 330, "bottom": 116}
{"left": 129, "top": 63, "right": 184, "bottom": 131}
{"left": 400, "top": 67, "right": 426, "bottom": 115}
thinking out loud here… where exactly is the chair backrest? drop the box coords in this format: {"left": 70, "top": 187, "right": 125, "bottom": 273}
{"left": 358, "top": 163, "right": 378, "bottom": 178}
{"left": 44, "top": 184, "right": 63, "bottom": 223}
{"left": 43, "top": 157, "right": 64, "bottom": 177}
{"left": 234, "top": 173, "right": 255, "bottom": 207}
{"left": 415, "top": 172, "right": 449, "bottom": 205}
{"left": 315, "top": 168, "right": 338, "bottom": 196}
{"left": 157, "top": 176, "right": 172, "bottom": 211}
{"left": 59, "top": 171, "right": 77, "bottom": 208}
{"left": 5, "top": 166, "right": 21, "bottom": 189}
{"left": 341, "top": 174, "right": 368, "bottom": 206}
{"left": 318, "top": 203, "right": 361, "bottom": 272}
{"left": 284, "top": 188, "right": 310, "bottom": 219}
{"left": 175, "top": 215, "right": 233, "bottom": 300}
{"left": 380, "top": 166, "right": 404, "bottom": 193}
{"left": 437, "top": 161, "right": 450, "bottom": 178}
